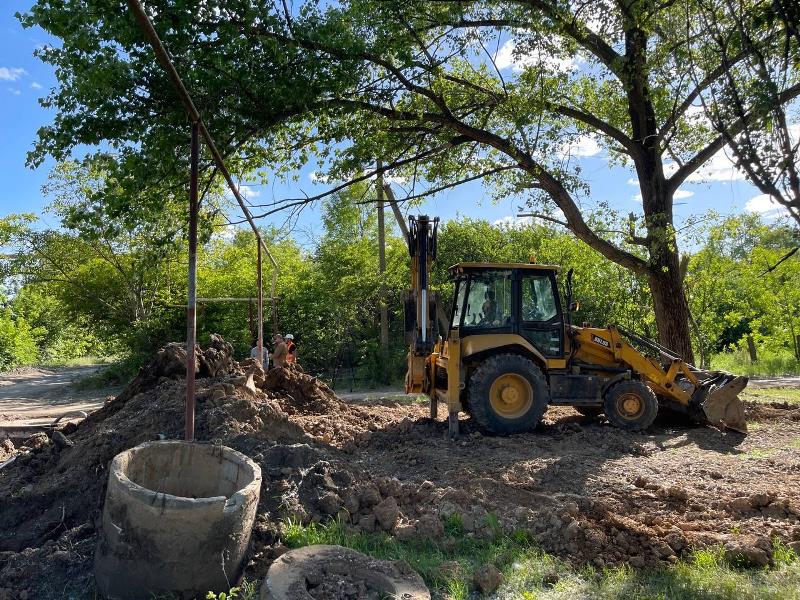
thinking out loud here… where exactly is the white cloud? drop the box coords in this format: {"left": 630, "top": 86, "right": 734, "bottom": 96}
{"left": 31, "top": 81, "right": 42, "bottom": 89}
{"left": 0, "top": 67, "right": 26, "bottom": 81}
{"left": 494, "top": 209, "right": 567, "bottom": 229}
{"left": 494, "top": 39, "right": 577, "bottom": 73}
{"left": 238, "top": 186, "right": 260, "bottom": 199}
{"left": 663, "top": 149, "right": 745, "bottom": 183}
{"left": 558, "top": 135, "right": 602, "bottom": 159}
{"left": 632, "top": 188, "right": 693, "bottom": 203}
{"left": 626, "top": 177, "right": 639, "bottom": 186}
{"left": 7, "top": 88, "right": 21, "bottom": 95}
{"left": 309, "top": 171, "right": 330, "bottom": 184}
{"left": 746, "top": 194, "right": 788, "bottom": 218}
{"left": 212, "top": 224, "right": 238, "bottom": 242}
{"left": 226, "top": 186, "right": 260, "bottom": 200}
{"left": 493, "top": 215, "right": 533, "bottom": 229}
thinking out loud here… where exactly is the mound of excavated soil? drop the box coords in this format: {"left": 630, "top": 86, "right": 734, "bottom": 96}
{"left": 0, "top": 338, "right": 427, "bottom": 599}
{"left": 2, "top": 341, "right": 800, "bottom": 600}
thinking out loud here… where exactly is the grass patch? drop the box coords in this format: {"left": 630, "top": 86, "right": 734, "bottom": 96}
{"left": 513, "top": 545, "right": 800, "bottom": 599}
{"left": 741, "top": 388, "right": 800, "bottom": 405}
{"left": 72, "top": 355, "right": 142, "bottom": 390}
{"left": 41, "top": 355, "right": 116, "bottom": 368}
{"left": 279, "top": 519, "right": 800, "bottom": 600}
{"left": 738, "top": 448, "right": 777, "bottom": 460}
{"left": 710, "top": 349, "right": 800, "bottom": 377}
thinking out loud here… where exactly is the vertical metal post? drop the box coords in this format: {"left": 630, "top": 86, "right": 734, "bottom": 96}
{"left": 185, "top": 120, "right": 199, "bottom": 442}
{"left": 377, "top": 162, "right": 389, "bottom": 357}
{"left": 257, "top": 240, "right": 264, "bottom": 368}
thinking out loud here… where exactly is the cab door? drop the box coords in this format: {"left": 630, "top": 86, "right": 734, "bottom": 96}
{"left": 516, "top": 271, "right": 564, "bottom": 357}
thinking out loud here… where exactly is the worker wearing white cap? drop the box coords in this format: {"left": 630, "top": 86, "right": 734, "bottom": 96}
{"left": 285, "top": 334, "right": 297, "bottom": 364}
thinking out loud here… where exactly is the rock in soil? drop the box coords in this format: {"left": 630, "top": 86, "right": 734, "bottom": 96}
{"left": 473, "top": 563, "right": 503, "bottom": 594}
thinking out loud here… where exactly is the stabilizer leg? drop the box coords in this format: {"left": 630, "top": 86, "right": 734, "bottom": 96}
{"left": 448, "top": 410, "right": 459, "bottom": 440}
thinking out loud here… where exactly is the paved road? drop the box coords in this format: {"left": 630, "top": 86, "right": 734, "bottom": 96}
{"left": 0, "top": 366, "right": 121, "bottom": 428}
{"left": 748, "top": 376, "right": 800, "bottom": 388}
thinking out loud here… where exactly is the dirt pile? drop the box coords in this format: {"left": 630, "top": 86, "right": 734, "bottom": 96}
{"left": 0, "top": 339, "right": 427, "bottom": 599}
{"left": 262, "top": 365, "right": 423, "bottom": 451}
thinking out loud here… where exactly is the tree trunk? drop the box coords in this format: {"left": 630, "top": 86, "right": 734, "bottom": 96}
{"left": 648, "top": 269, "right": 695, "bottom": 364}
{"left": 746, "top": 335, "right": 758, "bottom": 363}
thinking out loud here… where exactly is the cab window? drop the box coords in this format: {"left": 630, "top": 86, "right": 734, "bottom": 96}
{"left": 521, "top": 274, "right": 558, "bottom": 322}
{"left": 451, "top": 279, "right": 467, "bottom": 329}
{"left": 463, "top": 270, "right": 512, "bottom": 328}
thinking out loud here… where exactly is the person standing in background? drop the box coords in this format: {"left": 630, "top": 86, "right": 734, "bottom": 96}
{"left": 272, "top": 334, "right": 288, "bottom": 368}
{"left": 250, "top": 337, "right": 268, "bottom": 369}
{"left": 285, "top": 334, "right": 297, "bottom": 364}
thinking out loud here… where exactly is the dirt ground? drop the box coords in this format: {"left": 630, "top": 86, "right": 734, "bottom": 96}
{"left": 1, "top": 343, "right": 799, "bottom": 599}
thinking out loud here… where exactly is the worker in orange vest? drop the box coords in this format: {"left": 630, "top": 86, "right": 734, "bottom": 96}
{"left": 285, "top": 334, "right": 297, "bottom": 364}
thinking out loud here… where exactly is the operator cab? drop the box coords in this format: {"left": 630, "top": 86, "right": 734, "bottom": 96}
{"left": 449, "top": 263, "right": 565, "bottom": 357}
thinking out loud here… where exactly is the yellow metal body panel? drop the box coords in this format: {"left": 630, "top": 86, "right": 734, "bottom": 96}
{"left": 571, "top": 325, "right": 696, "bottom": 406}
{"left": 461, "top": 334, "right": 546, "bottom": 363}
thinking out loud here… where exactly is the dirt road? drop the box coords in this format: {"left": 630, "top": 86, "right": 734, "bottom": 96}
{"left": 0, "top": 367, "right": 121, "bottom": 429}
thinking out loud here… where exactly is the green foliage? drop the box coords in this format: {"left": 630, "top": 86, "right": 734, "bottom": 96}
{"left": 0, "top": 311, "right": 40, "bottom": 371}
{"left": 687, "top": 214, "right": 800, "bottom": 372}
{"left": 204, "top": 582, "right": 257, "bottom": 600}
{"left": 7, "top": 203, "right": 798, "bottom": 380}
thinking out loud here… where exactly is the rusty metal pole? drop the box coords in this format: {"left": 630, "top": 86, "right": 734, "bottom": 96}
{"left": 185, "top": 120, "right": 199, "bottom": 441}
{"left": 377, "top": 163, "right": 389, "bottom": 359}
{"left": 257, "top": 240, "right": 264, "bottom": 368}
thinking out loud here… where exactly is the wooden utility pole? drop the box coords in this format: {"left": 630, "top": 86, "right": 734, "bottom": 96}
{"left": 377, "top": 162, "right": 389, "bottom": 357}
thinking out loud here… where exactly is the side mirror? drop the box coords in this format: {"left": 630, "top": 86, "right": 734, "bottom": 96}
{"left": 569, "top": 300, "right": 580, "bottom": 312}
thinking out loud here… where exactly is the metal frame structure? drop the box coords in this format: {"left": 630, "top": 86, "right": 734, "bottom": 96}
{"left": 127, "top": 0, "right": 279, "bottom": 440}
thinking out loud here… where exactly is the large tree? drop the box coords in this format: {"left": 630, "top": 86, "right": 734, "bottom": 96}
{"left": 20, "top": 0, "right": 800, "bottom": 361}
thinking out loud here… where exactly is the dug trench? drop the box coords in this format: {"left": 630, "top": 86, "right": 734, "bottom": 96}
{"left": 1, "top": 336, "right": 800, "bottom": 599}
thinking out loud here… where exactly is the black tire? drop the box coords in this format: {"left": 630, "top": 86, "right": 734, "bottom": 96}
{"left": 467, "top": 354, "right": 549, "bottom": 434}
{"left": 575, "top": 406, "right": 603, "bottom": 418}
{"left": 603, "top": 380, "right": 658, "bottom": 431}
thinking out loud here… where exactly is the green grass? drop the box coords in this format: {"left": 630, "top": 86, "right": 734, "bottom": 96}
{"left": 279, "top": 518, "right": 800, "bottom": 600}
{"left": 741, "top": 388, "right": 800, "bottom": 405}
{"left": 41, "top": 355, "right": 117, "bottom": 368}
{"left": 71, "top": 355, "right": 142, "bottom": 390}
{"left": 710, "top": 349, "right": 800, "bottom": 377}
{"left": 738, "top": 448, "right": 777, "bottom": 460}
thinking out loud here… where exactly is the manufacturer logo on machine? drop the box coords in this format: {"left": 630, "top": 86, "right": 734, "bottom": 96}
{"left": 591, "top": 334, "right": 610, "bottom": 348}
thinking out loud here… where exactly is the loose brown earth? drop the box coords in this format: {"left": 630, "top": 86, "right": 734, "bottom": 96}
{"left": 1, "top": 338, "right": 799, "bottom": 599}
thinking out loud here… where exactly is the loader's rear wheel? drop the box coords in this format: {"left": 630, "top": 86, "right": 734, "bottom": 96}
{"left": 603, "top": 381, "right": 658, "bottom": 431}
{"left": 468, "top": 354, "right": 549, "bottom": 435}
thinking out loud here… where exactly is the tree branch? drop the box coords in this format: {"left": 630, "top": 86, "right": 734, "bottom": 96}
{"left": 667, "top": 82, "right": 800, "bottom": 193}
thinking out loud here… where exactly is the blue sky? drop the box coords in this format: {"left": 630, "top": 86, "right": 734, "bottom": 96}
{"left": 0, "top": 1, "right": 781, "bottom": 247}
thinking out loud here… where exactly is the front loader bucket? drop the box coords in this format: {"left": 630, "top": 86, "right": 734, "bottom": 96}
{"left": 698, "top": 375, "right": 749, "bottom": 433}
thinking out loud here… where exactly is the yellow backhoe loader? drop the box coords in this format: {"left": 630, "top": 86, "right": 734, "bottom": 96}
{"left": 404, "top": 215, "right": 748, "bottom": 438}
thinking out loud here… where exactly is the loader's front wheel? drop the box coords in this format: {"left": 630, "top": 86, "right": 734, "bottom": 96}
{"left": 468, "top": 354, "right": 549, "bottom": 434}
{"left": 603, "top": 381, "right": 658, "bottom": 431}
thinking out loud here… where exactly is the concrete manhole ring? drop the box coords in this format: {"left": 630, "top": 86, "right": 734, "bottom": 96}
{"left": 260, "top": 544, "right": 431, "bottom": 600}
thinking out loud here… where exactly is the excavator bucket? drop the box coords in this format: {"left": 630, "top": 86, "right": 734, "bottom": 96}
{"left": 697, "top": 374, "right": 749, "bottom": 433}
